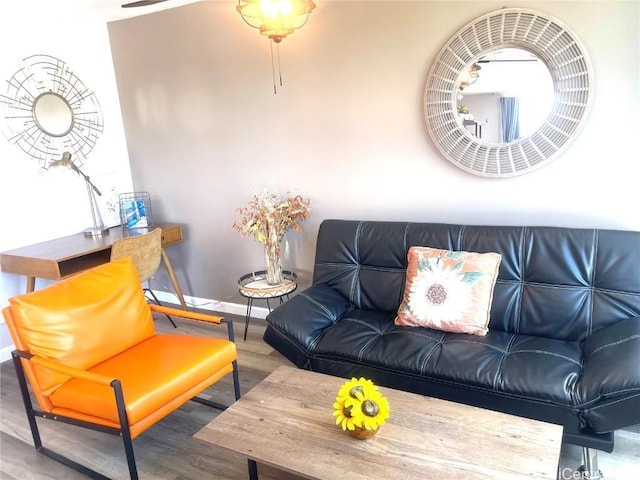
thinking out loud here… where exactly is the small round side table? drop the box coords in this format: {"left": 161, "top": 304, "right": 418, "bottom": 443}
{"left": 238, "top": 270, "right": 297, "bottom": 341}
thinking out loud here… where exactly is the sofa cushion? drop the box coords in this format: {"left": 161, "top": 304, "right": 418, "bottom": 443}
{"left": 395, "top": 246, "right": 501, "bottom": 336}
{"left": 315, "top": 309, "right": 582, "bottom": 406}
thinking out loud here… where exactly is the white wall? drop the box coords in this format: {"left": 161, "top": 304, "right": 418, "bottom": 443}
{"left": 0, "top": 6, "right": 134, "bottom": 359}
{"left": 107, "top": 0, "right": 640, "bottom": 310}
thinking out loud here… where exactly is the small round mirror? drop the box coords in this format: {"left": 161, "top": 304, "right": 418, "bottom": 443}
{"left": 32, "top": 92, "right": 74, "bottom": 137}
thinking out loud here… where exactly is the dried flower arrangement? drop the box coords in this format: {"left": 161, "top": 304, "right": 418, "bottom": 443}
{"left": 233, "top": 191, "right": 311, "bottom": 284}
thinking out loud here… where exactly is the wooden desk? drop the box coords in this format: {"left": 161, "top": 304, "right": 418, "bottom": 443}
{"left": 0, "top": 223, "right": 188, "bottom": 309}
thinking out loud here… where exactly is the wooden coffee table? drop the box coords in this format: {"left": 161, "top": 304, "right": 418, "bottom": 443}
{"left": 194, "top": 366, "right": 562, "bottom": 479}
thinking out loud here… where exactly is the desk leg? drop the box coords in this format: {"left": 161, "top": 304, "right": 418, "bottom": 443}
{"left": 26, "top": 276, "right": 36, "bottom": 293}
{"left": 160, "top": 248, "right": 188, "bottom": 310}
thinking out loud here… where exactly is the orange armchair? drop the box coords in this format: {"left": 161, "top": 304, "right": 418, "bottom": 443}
{"left": 2, "top": 257, "right": 241, "bottom": 480}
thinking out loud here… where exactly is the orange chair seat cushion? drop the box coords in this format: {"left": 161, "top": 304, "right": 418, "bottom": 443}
{"left": 48, "top": 333, "right": 237, "bottom": 427}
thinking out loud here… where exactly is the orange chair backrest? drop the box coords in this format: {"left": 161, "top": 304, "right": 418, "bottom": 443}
{"left": 2, "top": 258, "right": 155, "bottom": 400}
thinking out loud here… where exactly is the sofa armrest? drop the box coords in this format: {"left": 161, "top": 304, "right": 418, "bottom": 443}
{"left": 266, "top": 284, "right": 353, "bottom": 350}
{"left": 575, "top": 316, "right": 640, "bottom": 432}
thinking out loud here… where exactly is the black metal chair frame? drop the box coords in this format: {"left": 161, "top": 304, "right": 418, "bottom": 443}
{"left": 11, "top": 319, "right": 241, "bottom": 480}
{"left": 144, "top": 287, "right": 178, "bottom": 328}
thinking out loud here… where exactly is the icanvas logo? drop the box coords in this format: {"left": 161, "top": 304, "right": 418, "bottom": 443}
{"left": 558, "top": 468, "right": 602, "bottom": 480}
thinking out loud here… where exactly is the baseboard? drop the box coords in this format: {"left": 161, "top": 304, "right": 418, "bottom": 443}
{"left": 151, "top": 290, "right": 269, "bottom": 319}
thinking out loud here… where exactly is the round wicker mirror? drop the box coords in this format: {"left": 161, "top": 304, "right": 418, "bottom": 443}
{"left": 424, "top": 8, "right": 594, "bottom": 177}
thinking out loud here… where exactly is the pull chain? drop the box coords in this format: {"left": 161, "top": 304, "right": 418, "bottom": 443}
{"left": 270, "top": 41, "right": 284, "bottom": 95}
{"left": 277, "top": 43, "right": 283, "bottom": 89}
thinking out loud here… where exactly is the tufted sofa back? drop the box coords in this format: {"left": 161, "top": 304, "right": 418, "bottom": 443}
{"left": 312, "top": 220, "right": 640, "bottom": 341}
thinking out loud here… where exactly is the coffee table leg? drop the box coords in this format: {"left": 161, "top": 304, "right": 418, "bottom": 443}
{"left": 248, "top": 459, "right": 258, "bottom": 480}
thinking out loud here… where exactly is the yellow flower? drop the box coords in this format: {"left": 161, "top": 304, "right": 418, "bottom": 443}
{"left": 336, "top": 377, "right": 375, "bottom": 401}
{"left": 333, "top": 378, "right": 390, "bottom": 431}
{"left": 333, "top": 398, "right": 364, "bottom": 431}
{"left": 358, "top": 389, "right": 390, "bottom": 430}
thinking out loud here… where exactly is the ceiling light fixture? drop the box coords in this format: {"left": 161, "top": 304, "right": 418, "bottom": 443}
{"left": 237, "top": 0, "right": 316, "bottom": 94}
{"left": 237, "top": 0, "right": 316, "bottom": 43}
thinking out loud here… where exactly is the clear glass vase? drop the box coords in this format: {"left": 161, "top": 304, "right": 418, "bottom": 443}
{"left": 264, "top": 231, "right": 283, "bottom": 286}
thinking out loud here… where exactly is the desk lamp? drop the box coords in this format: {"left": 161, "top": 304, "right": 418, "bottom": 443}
{"left": 50, "top": 152, "right": 108, "bottom": 236}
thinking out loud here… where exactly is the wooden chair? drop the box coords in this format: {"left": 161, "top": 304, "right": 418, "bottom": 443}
{"left": 2, "top": 258, "right": 241, "bottom": 480}
{"left": 110, "top": 228, "right": 176, "bottom": 328}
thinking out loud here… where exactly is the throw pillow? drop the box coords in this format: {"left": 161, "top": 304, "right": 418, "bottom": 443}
{"left": 395, "top": 246, "right": 502, "bottom": 336}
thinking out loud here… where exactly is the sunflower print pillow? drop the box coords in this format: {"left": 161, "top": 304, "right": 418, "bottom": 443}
{"left": 394, "top": 246, "right": 502, "bottom": 336}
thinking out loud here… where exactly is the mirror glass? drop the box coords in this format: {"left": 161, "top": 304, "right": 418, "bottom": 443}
{"left": 33, "top": 92, "right": 74, "bottom": 137}
{"left": 456, "top": 49, "right": 554, "bottom": 143}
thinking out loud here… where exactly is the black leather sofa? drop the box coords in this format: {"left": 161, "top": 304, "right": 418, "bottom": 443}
{"left": 264, "top": 220, "right": 640, "bottom": 475}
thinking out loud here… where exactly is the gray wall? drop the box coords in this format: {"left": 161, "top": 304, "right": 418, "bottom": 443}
{"left": 107, "top": 0, "right": 640, "bottom": 308}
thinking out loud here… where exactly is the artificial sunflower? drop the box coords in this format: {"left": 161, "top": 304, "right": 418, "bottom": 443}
{"left": 333, "top": 377, "right": 390, "bottom": 431}
{"left": 332, "top": 397, "right": 364, "bottom": 431}
{"left": 357, "top": 388, "right": 390, "bottom": 430}
{"left": 336, "top": 377, "right": 376, "bottom": 402}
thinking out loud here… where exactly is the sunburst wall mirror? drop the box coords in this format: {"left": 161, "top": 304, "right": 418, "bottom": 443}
{"left": 424, "top": 8, "right": 594, "bottom": 177}
{"left": 0, "top": 54, "right": 104, "bottom": 169}
{"left": 1, "top": 54, "right": 108, "bottom": 235}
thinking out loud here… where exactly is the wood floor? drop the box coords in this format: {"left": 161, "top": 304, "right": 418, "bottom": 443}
{"left": 1, "top": 312, "right": 638, "bottom": 480}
